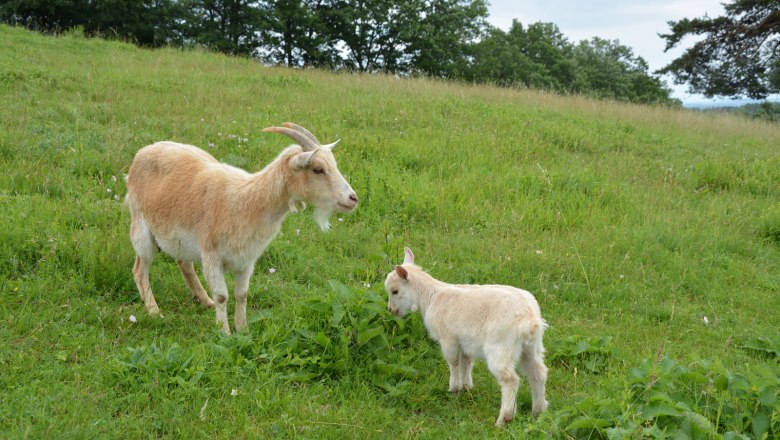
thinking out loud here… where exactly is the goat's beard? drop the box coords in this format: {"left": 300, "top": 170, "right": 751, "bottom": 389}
{"left": 313, "top": 206, "right": 334, "bottom": 232}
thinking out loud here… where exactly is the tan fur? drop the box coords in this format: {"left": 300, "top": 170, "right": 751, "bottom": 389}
{"left": 126, "top": 125, "right": 357, "bottom": 334}
{"left": 385, "top": 248, "right": 548, "bottom": 427}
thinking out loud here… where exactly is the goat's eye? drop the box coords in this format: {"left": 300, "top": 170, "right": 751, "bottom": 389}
{"left": 391, "top": 290, "right": 398, "bottom": 295}
{"left": 312, "top": 167, "right": 325, "bottom": 175}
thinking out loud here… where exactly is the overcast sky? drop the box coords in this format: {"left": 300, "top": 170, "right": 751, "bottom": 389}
{"left": 485, "top": 0, "right": 729, "bottom": 104}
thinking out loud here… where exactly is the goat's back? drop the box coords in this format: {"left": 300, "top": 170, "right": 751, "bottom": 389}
{"left": 127, "top": 141, "right": 242, "bottom": 236}
{"left": 428, "top": 285, "right": 545, "bottom": 342}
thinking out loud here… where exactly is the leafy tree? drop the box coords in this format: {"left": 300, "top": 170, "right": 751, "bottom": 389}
{"left": 183, "top": 0, "right": 263, "bottom": 56}
{"left": 512, "top": 21, "right": 576, "bottom": 90}
{"left": 658, "top": 0, "right": 780, "bottom": 98}
{"left": 464, "top": 21, "right": 567, "bottom": 89}
{"left": 260, "top": 0, "right": 338, "bottom": 68}
{"left": 465, "top": 26, "right": 547, "bottom": 87}
{"left": 88, "top": 0, "right": 187, "bottom": 47}
{"left": 0, "top": 0, "right": 90, "bottom": 32}
{"left": 0, "top": 0, "right": 185, "bottom": 46}
{"left": 573, "top": 37, "right": 674, "bottom": 104}
{"left": 320, "top": 0, "right": 412, "bottom": 72}
{"left": 406, "top": 0, "right": 489, "bottom": 78}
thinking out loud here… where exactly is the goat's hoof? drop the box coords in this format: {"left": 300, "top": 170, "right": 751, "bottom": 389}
{"left": 201, "top": 299, "right": 215, "bottom": 308}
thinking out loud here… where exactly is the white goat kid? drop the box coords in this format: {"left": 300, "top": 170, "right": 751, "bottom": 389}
{"left": 126, "top": 123, "right": 358, "bottom": 334}
{"left": 385, "top": 248, "right": 549, "bottom": 427}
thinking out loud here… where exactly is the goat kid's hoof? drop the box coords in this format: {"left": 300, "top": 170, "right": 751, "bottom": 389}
{"left": 495, "top": 415, "right": 513, "bottom": 428}
{"left": 532, "top": 400, "right": 549, "bottom": 416}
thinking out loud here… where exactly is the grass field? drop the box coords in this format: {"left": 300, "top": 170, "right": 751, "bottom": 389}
{"left": 1, "top": 25, "right": 779, "bottom": 438}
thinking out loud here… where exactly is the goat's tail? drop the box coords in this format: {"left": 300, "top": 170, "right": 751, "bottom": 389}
{"left": 518, "top": 317, "right": 547, "bottom": 355}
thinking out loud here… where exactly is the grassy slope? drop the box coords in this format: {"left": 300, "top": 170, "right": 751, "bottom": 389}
{"left": 1, "top": 25, "right": 778, "bottom": 438}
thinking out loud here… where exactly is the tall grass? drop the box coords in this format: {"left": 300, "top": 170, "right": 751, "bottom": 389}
{"left": 1, "top": 25, "right": 778, "bottom": 438}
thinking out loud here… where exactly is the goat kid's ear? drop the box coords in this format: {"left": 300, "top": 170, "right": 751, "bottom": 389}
{"left": 293, "top": 149, "right": 320, "bottom": 170}
{"left": 395, "top": 265, "right": 409, "bottom": 280}
{"left": 403, "top": 247, "right": 415, "bottom": 265}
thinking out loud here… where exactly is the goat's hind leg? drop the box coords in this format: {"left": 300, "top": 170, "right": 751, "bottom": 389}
{"left": 487, "top": 351, "right": 520, "bottom": 428}
{"left": 130, "top": 213, "right": 161, "bottom": 316}
{"left": 177, "top": 260, "right": 214, "bottom": 308}
{"left": 521, "top": 340, "right": 549, "bottom": 415}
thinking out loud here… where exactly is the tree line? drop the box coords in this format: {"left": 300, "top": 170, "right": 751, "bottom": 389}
{"left": 1, "top": 0, "right": 678, "bottom": 104}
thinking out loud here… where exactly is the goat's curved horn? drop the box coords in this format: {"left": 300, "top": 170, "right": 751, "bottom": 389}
{"left": 321, "top": 139, "right": 340, "bottom": 150}
{"left": 281, "top": 122, "right": 321, "bottom": 146}
{"left": 262, "top": 126, "right": 318, "bottom": 151}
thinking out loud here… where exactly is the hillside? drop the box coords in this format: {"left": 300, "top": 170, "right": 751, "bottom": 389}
{"left": 1, "top": 25, "right": 778, "bottom": 438}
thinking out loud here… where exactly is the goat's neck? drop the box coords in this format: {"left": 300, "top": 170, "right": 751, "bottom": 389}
{"left": 412, "top": 271, "right": 449, "bottom": 320}
{"left": 241, "top": 151, "right": 296, "bottom": 227}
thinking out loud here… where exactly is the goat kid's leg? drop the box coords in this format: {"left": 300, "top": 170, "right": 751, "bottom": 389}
{"left": 203, "top": 256, "right": 231, "bottom": 334}
{"left": 440, "top": 341, "right": 462, "bottom": 392}
{"left": 459, "top": 353, "right": 474, "bottom": 391}
{"left": 177, "top": 260, "right": 213, "bottom": 308}
{"left": 488, "top": 356, "right": 520, "bottom": 428}
{"left": 521, "top": 352, "right": 549, "bottom": 415}
{"left": 233, "top": 266, "right": 254, "bottom": 331}
{"left": 132, "top": 256, "right": 160, "bottom": 315}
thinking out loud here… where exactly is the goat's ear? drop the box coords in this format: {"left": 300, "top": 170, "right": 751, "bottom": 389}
{"left": 321, "top": 139, "right": 340, "bottom": 150}
{"left": 293, "top": 149, "right": 320, "bottom": 170}
{"left": 395, "top": 265, "right": 409, "bottom": 280}
{"left": 403, "top": 247, "right": 415, "bottom": 265}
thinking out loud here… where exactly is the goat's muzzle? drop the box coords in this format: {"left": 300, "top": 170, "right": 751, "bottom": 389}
{"left": 338, "top": 192, "right": 359, "bottom": 212}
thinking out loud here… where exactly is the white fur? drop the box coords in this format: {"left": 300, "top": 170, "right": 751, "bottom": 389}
{"left": 385, "top": 248, "right": 549, "bottom": 427}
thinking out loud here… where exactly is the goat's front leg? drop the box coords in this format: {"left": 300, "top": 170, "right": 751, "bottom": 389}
{"left": 440, "top": 340, "right": 462, "bottom": 392}
{"left": 233, "top": 266, "right": 254, "bottom": 332}
{"left": 202, "top": 255, "right": 231, "bottom": 334}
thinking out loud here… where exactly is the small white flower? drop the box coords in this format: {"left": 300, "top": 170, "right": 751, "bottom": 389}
{"left": 268, "top": 268, "right": 276, "bottom": 274}
{"left": 111, "top": 175, "right": 117, "bottom": 182}
{"left": 363, "top": 282, "right": 371, "bottom": 288}
{"left": 106, "top": 188, "right": 112, "bottom": 193}
{"left": 114, "top": 194, "right": 120, "bottom": 201}
{"left": 553, "top": 284, "right": 559, "bottom": 290}
{"left": 230, "top": 389, "right": 238, "bottom": 396}
{"left": 703, "top": 316, "right": 709, "bottom": 325}
{"left": 338, "top": 217, "right": 344, "bottom": 222}
{"left": 208, "top": 142, "right": 215, "bottom": 148}
{"left": 295, "top": 229, "right": 301, "bottom": 236}
{"left": 243, "top": 137, "right": 249, "bottom": 143}
{"left": 535, "top": 250, "right": 543, "bottom": 255}
{"left": 619, "top": 274, "right": 625, "bottom": 279}
{"left": 129, "top": 314, "right": 137, "bottom": 323}
{"left": 200, "top": 118, "right": 204, "bottom": 122}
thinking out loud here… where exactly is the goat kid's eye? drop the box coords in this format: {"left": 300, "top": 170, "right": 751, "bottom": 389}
{"left": 392, "top": 290, "right": 399, "bottom": 295}
{"left": 312, "top": 167, "right": 325, "bottom": 175}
